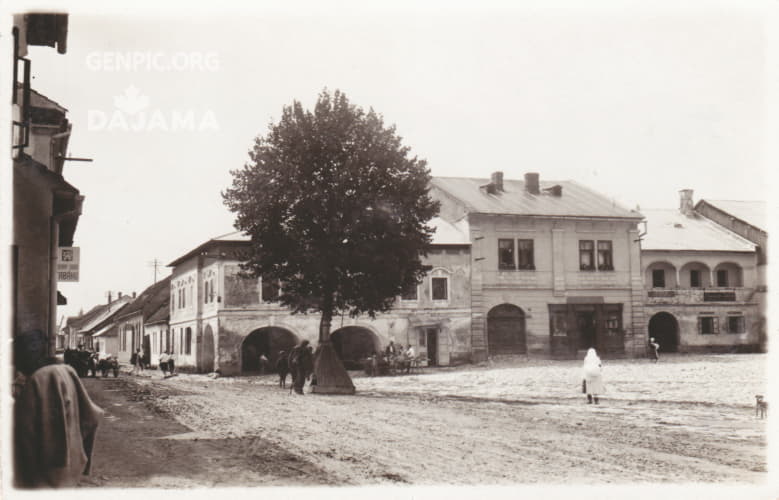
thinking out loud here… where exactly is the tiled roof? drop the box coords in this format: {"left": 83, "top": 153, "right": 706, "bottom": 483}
{"left": 145, "top": 302, "right": 170, "bottom": 325}
{"left": 640, "top": 209, "right": 756, "bottom": 252}
{"left": 167, "top": 232, "right": 249, "bottom": 267}
{"left": 78, "top": 296, "right": 134, "bottom": 333}
{"left": 697, "top": 200, "right": 767, "bottom": 233}
{"left": 431, "top": 177, "right": 642, "bottom": 220}
{"left": 115, "top": 276, "right": 172, "bottom": 321}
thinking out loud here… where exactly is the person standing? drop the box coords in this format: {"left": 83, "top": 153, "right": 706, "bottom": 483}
{"left": 582, "top": 348, "right": 605, "bottom": 404}
{"left": 258, "top": 353, "right": 269, "bottom": 375}
{"left": 276, "top": 350, "right": 289, "bottom": 388}
{"left": 649, "top": 337, "right": 660, "bottom": 363}
{"left": 159, "top": 351, "right": 169, "bottom": 377}
{"left": 289, "top": 340, "right": 313, "bottom": 395}
{"left": 132, "top": 348, "right": 144, "bottom": 375}
{"left": 13, "top": 330, "right": 104, "bottom": 488}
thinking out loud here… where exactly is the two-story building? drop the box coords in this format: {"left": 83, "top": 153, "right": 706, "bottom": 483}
{"left": 10, "top": 13, "right": 81, "bottom": 358}
{"left": 167, "top": 217, "right": 472, "bottom": 375}
{"left": 641, "top": 190, "right": 761, "bottom": 353}
{"left": 430, "top": 171, "right": 647, "bottom": 360}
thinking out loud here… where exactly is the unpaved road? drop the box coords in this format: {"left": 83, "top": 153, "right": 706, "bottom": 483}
{"left": 78, "top": 354, "right": 767, "bottom": 486}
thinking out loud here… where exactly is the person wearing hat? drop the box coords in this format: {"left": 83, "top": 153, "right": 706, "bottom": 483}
{"left": 13, "top": 330, "right": 104, "bottom": 488}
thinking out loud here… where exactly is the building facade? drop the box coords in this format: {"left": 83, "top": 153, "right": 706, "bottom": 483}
{"left": 641, "top": 191, "right": 762, "bottom": 353}
{"left": 167, "top": 218, "right": 472, "bottom": 375}
{"left": 115, "top": 277, "right": 170, "bottom": 364}
{"left": 10, "top": 14, "right": 81, "bottom": 358}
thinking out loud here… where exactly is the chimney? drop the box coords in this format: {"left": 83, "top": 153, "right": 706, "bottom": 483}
{"left": 107, "top": 291, "right": 112, "bottom": 304}
{"left": 679, "top": 189, "right": 694, "bottom": 216}
{"left": 525, "top": 172, "right": 540, "bottom": 195}
{"left": 490, "top": 171, "right": 503, "bottom": 192}
{"left": 132, "top": 291, "right": 137, "bottom": 298}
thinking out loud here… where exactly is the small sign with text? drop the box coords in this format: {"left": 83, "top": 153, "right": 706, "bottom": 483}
{"left": 57, "top": 247, "right": 80, "bottom": 282}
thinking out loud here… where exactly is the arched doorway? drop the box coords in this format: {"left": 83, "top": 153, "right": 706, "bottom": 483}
{"left": 200, "top": 324, "right": 215, "bottom": 373}
{"left": 241, "top": 327, "right": 298, "bottom": 373}
{"left": 487, "top": 304, "right": 527, "bottom": 355}
{"left": 648, "top": 312, "right": 679, "bottom": 353}
{"left": 331, "top": 326, "right": 381, "bottom": 369}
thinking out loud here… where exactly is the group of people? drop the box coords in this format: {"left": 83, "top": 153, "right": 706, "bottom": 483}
{"left": 365, "top": 340, "right": 418, "bottom": 376}
{"left": 129, "top": 348, "right": 176, "bottom": 377}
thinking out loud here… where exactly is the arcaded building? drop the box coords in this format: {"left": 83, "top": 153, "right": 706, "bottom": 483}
{"left": 167, "top": 217, "right": 472, "bottom": 374}
{"left": 641, "top": 191, "right": 762, "bottom": 353}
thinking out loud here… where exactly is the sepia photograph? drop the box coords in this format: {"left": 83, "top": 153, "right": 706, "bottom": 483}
{"left": 1, "top": 1, "right": 776, "bottom": 498}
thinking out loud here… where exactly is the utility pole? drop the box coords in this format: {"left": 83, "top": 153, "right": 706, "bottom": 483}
{"left": 147, "top": 258, "right": 163, "bottom": 283}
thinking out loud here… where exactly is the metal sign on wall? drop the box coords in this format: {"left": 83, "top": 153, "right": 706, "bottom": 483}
{"left": 57, "top": 247, "right": 80, "bottom": 282}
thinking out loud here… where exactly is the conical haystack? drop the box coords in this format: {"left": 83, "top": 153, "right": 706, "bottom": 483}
{"left": 311, "top": 341, "right": 355, "bottom": 395}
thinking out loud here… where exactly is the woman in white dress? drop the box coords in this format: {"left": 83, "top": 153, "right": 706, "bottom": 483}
{"left": 582, "top": 348, "right": 604, "bottom": 404}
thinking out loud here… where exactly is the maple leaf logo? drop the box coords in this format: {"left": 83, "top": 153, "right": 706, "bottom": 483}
{"left": 113, "top": 85, "right": 149, "bottom": 115}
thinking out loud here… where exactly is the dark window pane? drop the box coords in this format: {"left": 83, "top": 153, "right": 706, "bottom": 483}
{"left": 690, "top": 270, "right": 701, "bottom": 288}
{"left": 261, "top": 279, "right": 280, "bottom": 302}
{"left": 432, "top": 277, "right": 448, "bottom": 300}
{"left": 597, "top": 240, "right": 613, "bottom": 270}
{"left": 498, "top": 239, "right": 515, "bottom": 269}
{"left": 717, "top": 270, "right": 728, "bottom": 287}
{"left": 518, "top": 239, "right": 535, "bottom": 270}
{"left": 652, "top": 269, "right": 665, "bottom": 288}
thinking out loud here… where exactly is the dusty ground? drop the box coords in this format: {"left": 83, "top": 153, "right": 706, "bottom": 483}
{"left": 79, "top": 353, "right": 767, "bottom": 487}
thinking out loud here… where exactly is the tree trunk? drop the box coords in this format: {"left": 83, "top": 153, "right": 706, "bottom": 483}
{"left": 311, "top": 301, "right": 355, "bottom": 395}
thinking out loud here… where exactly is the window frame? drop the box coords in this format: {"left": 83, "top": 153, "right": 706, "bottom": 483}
{"left": 517, "top": 239, "right": 535, "bottom": 270}
{"left": 597, "top": 240, "right": 613, "bottom": 271}
{"left": 498, "top": 238, "right": 516, "bottom": 270}
{"left": 261, "top": 278, "right": 280, "bottom": 303}
{"left": 431, "top": 276, "right": 449, "bottom": 302}
{"left": 690, "top": 269, "right": 701, "bottom": 288}
{"left": 698, "top": 315, "right": 719, "bottom": 335}
{"left": 652, "top": 269, "right": 666, "bottom": 288}
{"left": 579, "top": 240, "right": 595, "bottom": 271}
{"left": 726, "top": 314, "right": 745, "bottom": 334}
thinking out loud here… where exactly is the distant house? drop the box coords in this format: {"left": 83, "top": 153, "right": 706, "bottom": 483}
{"left": 641, "top": 190, "right": 761, "bottom": 353}
{"left": 167, "top": 217, "right": 472, "bottom": 375}
{"left": 114, "top": 277, "right": 171, "bottom": 364}
{"left": 430, "top": 172, "right": 646, "bottom": 360}
{"left": 74, "top": 294, "right": 133, "bottom": 352}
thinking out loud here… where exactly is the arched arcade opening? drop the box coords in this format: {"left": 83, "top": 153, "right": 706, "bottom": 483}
{"left": 331, "top": 326, "right": 381, "bottom": 369}
{"left": 648, "top": 312, "right": 679, "bottom": 353}
{"left": 241, "top": 327, "right": 298, "bottom": 373}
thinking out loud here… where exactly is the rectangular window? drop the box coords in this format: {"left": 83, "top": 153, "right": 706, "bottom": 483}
{"left": 431, "top": 277, "right": 448, "bottom": 301}
{"left": 498, "top": 239, "right": 515, "bottom": 270}
{"left": 690, "top": 270, "right": 701, "bottom": 288}
{"left": 727, "top": 315, "right": 745, "bottom": 334}
{"left": 401, "top": 282, "right": 418, "bottom": 301}
{"left": 517, "top": 239, "right": 535, "bottom": 270}
{"left": 597, "top": 241, "right": 613, "bottom": 270}
{"left": 717, "top": 270, "right": 728, "bottom": 287}
{"left": 698, "top": 316, "right": 719, "bottom": 335}
{"left": 185, "top": 329, "right": 192, "bottom": 355}
{"left": 205, "top": 281, "right": 210, "bottom": 303}
{"left": 261, "top": 279, "right": 280, "bottom": 302}
{"left": 652, "top": 269, "right": 666, "bottom": 288}
{"left": 579, "top": 240, "right": 595, "bottom": 270}
{"left": 549, "top": 308, "right": 568, "bottom": 337}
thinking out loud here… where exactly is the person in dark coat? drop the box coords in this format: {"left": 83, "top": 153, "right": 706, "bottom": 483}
{"left": 288, "top": 340, "right": 313, "bottom": 395}
{"left": 276, "top": 350, "right": 289, "bottom": 388}
{"left": 13, "top": 330, "right": 104, "bottom": 488}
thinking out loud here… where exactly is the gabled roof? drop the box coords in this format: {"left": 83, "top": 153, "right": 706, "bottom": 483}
{"left": 78, "top": 296, "right": 134, "bottom": 334}
{"left": 115, "top": 276, "right": 172, "bottom": 322}
{"left": 696, "top": 199, "right": 767, "bottom": 233}
{"left": 641, "top": 209, "right": 756, "bottom": 252}
{"left": 67, "top": 303, "right": 107, "bottom": 330}
{"left": 431, "top": 177, "right": 642, "bottom": 220}
{"left": 167, "top": 231, "right": 249, "bottom": 267}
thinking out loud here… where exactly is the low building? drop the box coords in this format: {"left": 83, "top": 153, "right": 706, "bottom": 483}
{"left": 144, "top": 305, "right": 170, "bottom": 367}
{"left": 167, "top": 217, "right": 472, "bottom": 375}
{"left": 115, "top": 277, "right": 171, "bottom": 364}
{"left": 640, "top": 190, "right": 761, "bottom": 353}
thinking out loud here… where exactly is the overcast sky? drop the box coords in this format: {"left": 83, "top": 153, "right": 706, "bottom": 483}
{"left": 18, "top": 2, "right": 773, "bottom": 321}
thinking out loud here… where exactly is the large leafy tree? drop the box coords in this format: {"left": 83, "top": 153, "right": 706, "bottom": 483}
{"left": 223, "top": 89, "right": 439, "bottom": 394}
